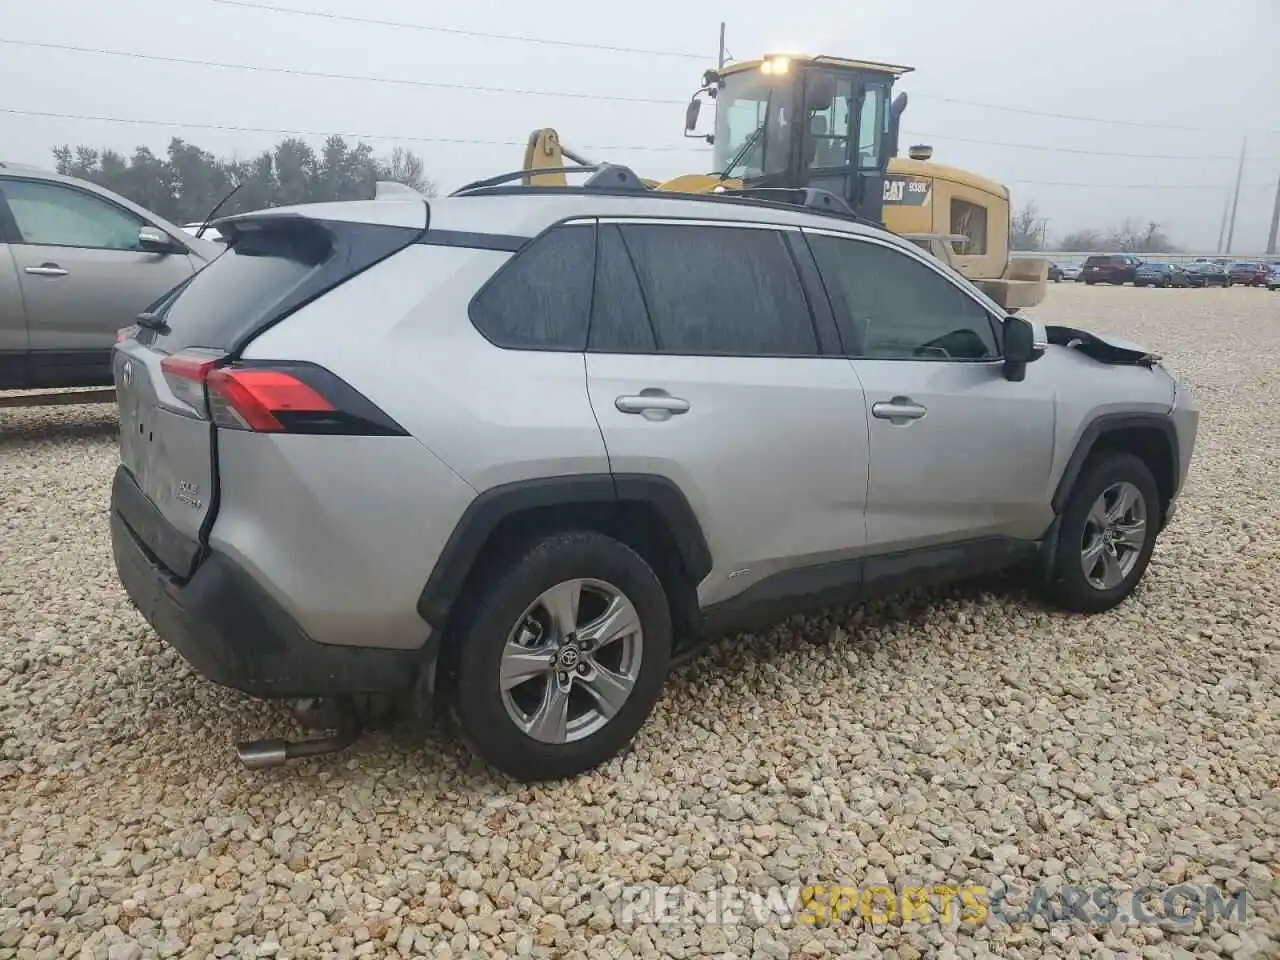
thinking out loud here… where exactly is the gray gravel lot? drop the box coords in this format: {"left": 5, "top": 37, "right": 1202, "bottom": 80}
{"left": 2, "top": 284, "right": 1278, "bottom": 960}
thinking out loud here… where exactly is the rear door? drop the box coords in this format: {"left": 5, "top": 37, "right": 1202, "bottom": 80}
{"left": 805, "top": 228, "right": 1055, "bottom": 552}
{"left": 584, "top": 218, "right": 871, "bottom": 607}
{"left": 1, "top": 177, "right": 197, "bottom": 385}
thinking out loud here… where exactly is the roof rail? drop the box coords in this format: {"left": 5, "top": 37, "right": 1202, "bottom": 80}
{"left": 714, "top": 186, "right": 881, "bottom": 228}
{"left": 453, "top": 162, "right": 649, "bottom": 197}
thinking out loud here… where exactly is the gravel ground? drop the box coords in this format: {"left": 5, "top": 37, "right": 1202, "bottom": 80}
{"left": 2, "top": 284, "right": 1278, "bottom": 960}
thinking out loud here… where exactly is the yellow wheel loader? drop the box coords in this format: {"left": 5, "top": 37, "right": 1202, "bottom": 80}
{"left": 521, "top": 53, "right": 1047, "bottom": 311}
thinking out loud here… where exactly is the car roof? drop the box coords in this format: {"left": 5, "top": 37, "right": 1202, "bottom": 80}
{"left": 219, "top": 187, "right": 906, "bottom": 248}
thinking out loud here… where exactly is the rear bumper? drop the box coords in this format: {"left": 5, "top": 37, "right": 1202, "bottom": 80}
{"left": 110, "top": 467, "right": 423, "bottom": 698}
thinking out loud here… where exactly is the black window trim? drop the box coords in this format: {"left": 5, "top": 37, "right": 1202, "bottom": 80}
{"left": 465, "top": 214, "right": 598, "bottom": 354}
{"left": 801, "top": 225, "right": 1007, "bottom": 363}
{"left": 592, "top": 215, "right": 834, "bottom": 360}
{"left": 0, "top": 175, "right": 170, "bottom": 253}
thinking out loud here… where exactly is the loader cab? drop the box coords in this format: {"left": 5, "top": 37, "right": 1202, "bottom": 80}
{"left": 699, "top": 54, "right": 912, "bottom": 223}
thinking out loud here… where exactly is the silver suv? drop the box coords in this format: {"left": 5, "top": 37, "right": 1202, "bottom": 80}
{"left": 0, "top": 163, "right": 221, "bottom": 390}
{"left": 108, "top": 169, "right": 1199, "bottom": 782}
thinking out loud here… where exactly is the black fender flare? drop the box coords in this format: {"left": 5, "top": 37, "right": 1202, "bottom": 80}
{"left": 1050, "top": 412, "right": 1180, "bottom": 515}
{"left": 1037, "top": 412, "right": 1179, "bottom": 584}
{"left": 415, "top": 473, "right": 712, "bottom": 631}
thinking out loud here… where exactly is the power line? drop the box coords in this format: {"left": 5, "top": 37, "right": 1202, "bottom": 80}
{"left": 7, "top": 35, "right": 1272, "bottom": 160}
{"left": 5, "top": 106, "right": 1268, "bottom": 194}
{"left": 909, "top": 93, "right": 1279, "bottom": 136}
{"left": 205, "top": 0, "right": 710, "bottom": 61}
{"left": 1008, "top": 178, "right": 1267, "bottom": 191}
{"left": 902, "top": 130, "right": 1253, "bottom": 162}
{"left": 0, "top": 38, "right": 689, "bottom": 106}
{"left": 0, "top": 106, "right": 710, "bottom": 153}
{"left": 191, "top": 1, "right": 1278, "bottom": 136}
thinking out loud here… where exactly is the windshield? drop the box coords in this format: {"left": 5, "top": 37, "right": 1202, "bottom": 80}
{"left": 712, "top": 71, "right": 791, "bottom": 179}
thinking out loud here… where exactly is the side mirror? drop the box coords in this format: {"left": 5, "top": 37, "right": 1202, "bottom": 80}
{"left": 1002, "top": 315, "right": 1038, "bottom": 382}
{"left": 138, "top": 227, "right": 175, "bottom": 254}
{"left": 684, "top": 98, "right": 702, "bottom": 133}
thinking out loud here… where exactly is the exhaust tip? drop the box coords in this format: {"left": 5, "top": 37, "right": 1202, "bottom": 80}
{"left": 236, "top": 738, "right": 289, "bottom": 770}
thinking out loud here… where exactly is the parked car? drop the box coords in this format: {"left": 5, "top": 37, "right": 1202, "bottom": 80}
{"left": 109, "top": 176, "right": 1199, "bottom": 781}
{"left": 1268, "top": 266, "right": 1280, "bottom": 290}
{"left": 1133, "top": 261, "right": 1192, "bottom": 288}
{"left": 1227, "top": 261, "right": 1270, "bottom": 286}
{"left": 0, "top": 162, "right": 222, "bottom": 391}
{"left": 1048, "top": 261, "right": 1063, "bottom": 282}
{"left": 1185, "top": 262, "right": 1231, "bottom": 287}
{"left": 1061, "top": 262, "right": 1082, "bottom": 282}
{"left": 1081, "top": 254, "right": 1142, "bottom": 285}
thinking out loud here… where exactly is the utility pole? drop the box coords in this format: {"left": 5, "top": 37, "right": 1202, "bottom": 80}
{"left": 718, "top": 22, "right": 727, "bottom": 70}
{"left": 1225, "top": 136, "right": 1247, "bottom": 255}
{"left": 1267, "top": 169, "right": 1280, "bottom": 256}
{"left": 1216, "top": 192, "right": 1230, "bottom": 254}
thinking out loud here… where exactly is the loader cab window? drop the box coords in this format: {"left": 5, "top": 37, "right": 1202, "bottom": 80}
{"left": 950, "top": 199, "right": 989, "bottom": 256}
{"left": 804, "top": 73, "right": 854, "bottom": 170}
{"left": 856, "top": 84, "right": 887, "bottom": 170}
{"left": 713, "top": 71, "right": 790, "bottom": 180}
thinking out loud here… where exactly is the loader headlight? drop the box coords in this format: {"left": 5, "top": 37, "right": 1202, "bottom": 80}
{"left": 761, "top": 55, "right": 792, "bottom": 75}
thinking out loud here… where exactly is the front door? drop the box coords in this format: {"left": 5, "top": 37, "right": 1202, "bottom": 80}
{"left": 805, "top": 227, "right": 1056, "bottom": 553}
{"left": 0, "top": 178, "right": 196, "bottom": 386}
{"left": 584, "top": 219, "right": 871, "bottom": 607}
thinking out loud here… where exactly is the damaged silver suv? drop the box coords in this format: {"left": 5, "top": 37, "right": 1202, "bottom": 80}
{"left": 109, "top": 168, "right": 1199, "bottom": 782}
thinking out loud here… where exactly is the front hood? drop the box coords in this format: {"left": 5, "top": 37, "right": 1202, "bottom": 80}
{"left": 1044, "top": 325, "right": 1162, "bottom": 366}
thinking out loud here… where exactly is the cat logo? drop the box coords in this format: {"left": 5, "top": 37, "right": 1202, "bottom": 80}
{"left": 882, "top": 176, "right": 932, "bottom": 206}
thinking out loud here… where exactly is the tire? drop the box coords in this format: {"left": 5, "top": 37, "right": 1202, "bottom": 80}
{"left": 1085, "top": 280, "right": 1096, "bottom": 286}
{"left": 449, "top": 530, "right": 672, "bottom": 781}
{"left": 1043, "top": 452, "right": 1161, "bottom": 614}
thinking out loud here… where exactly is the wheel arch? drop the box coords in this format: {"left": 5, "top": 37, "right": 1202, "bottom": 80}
{"left": 416, "top": 473, "right": 711, "bottom": 639}
{"left": 1051, "top": 413, "right": 1180, "bottom": 523}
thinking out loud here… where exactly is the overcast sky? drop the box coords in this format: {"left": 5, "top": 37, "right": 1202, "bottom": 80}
{"left": 2, "top": 0, "right": 1277, "bottom": 251}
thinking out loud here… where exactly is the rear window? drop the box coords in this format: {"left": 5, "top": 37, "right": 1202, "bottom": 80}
{"left": 144, "top": 217, "right": 421, "bottom": 353}
{"left": 1083, "top": 256, "right": 1110, "bottom": 266}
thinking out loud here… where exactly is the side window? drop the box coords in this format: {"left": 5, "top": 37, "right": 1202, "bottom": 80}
{"left": 950, "top": 199, "right": 988, "bottom": 256}
{"left": 469, "top": 223, "right": 594, "bottom": 351}
{"left": 589, "top": 224, "right": 657, "bottom": 353}
{"left": 614, "top": 223, "right": 819, "bottom": 357}
{"left": 0, "top": 179, "right": 144, "bottom": 251}
{"left": 808, "top": 233, "right": 1000, "bottom": 361}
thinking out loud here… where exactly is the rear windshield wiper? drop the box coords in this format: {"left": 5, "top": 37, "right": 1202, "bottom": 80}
{"left": 135, "top": 310, "right": 170, "bottom": 335}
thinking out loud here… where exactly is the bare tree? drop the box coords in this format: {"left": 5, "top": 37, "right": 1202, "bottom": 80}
{"left": 1011, "top": 201, "right": 1048, "bottom": 251}
{"left": 378, "top": 147, "right": 436, "bottom": 197}
{"left": 1059, "top": 229, "right": 1104, "bottom": 252}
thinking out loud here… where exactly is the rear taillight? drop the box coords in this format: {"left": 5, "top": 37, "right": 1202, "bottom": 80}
{"left": 161, "top": 349, "right": 226, "bottom": 414}
{"left": 207, "top": 362, "right": 406, "bottom": 436}
{"left": 206, "top": 368, "right": 334, "bottom": 432}
{"left": 158, "top": 353, "right": 405, "bottom": 435}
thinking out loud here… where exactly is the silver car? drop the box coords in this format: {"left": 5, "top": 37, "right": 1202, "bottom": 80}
{"left": 0, "top": 162, "right": 221, "bottom": 390}
{"left": 108, "top": 169, "right": 1199, "bottom": 782}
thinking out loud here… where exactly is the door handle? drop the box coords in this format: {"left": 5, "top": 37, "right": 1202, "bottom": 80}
{"left": 872, "top": 397, "right": 928, "bottom": 423}
{"left": 615, "top": 393, "right": 690, "bottom": 418}
{"left": 24, "top": 264, "right": 68, "bottom": 277}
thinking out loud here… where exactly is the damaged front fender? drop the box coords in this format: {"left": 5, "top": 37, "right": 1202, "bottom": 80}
{"left": 1044, "top": 325, "right": 1162, "bottom": 366}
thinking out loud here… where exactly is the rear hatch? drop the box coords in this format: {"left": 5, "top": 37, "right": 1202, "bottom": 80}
{"left": 112, "top": 210, "right": 425, "bottom": 580}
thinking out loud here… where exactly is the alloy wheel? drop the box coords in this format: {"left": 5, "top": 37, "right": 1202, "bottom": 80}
{"left": 499, "top": 578, "right": 643, "bottom": 743}
{"left": 1080, "top": 481, "right": 1148, "bottom": 590}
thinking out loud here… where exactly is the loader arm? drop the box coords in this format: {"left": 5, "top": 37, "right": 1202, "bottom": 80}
{"left": 522, "top": 128, "right": 660, "bottom": 189}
